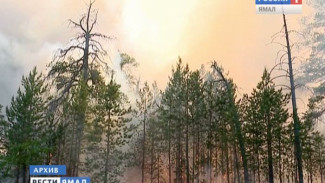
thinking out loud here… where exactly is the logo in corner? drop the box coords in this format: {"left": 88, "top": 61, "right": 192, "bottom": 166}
{"left": 256, "top": 0, "right": 302, "bottom": 14}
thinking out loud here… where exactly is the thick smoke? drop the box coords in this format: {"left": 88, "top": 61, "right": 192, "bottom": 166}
{"left": 0, "top": 32, "right": 58, "bottom": 106}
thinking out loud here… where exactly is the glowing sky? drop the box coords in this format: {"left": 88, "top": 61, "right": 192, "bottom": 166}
{"left": 0, "top": 0, "right": 307, "bottom": 106}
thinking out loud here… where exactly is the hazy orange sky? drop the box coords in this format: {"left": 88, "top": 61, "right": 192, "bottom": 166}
{"left": 0, "top": 0, "right": 309, "bottom": 106}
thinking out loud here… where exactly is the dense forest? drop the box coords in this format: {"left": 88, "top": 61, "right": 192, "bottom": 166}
{"left": 0, "top": 1, "right": 325, "bottom": 183}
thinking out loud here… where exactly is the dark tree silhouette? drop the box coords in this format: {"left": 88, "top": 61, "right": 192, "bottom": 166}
{"left": 283, "top": 14, "right": 304, "bottom": 183}
{"left": 48, "top": 1, "right": 112, "bottom": 103}
{"left": 47, "top": 1, "right": 112, "bottom": 176}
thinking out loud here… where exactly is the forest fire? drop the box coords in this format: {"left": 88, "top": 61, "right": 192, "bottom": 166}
{"left": 0, "top": 0, "right": 324, "bottom": 183}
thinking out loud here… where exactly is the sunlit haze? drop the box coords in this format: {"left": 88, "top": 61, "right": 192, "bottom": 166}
{"left": 0, "top": 0, "right": 306, "bottom": 105}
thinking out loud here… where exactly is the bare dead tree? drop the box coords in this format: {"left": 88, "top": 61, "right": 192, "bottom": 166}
{"left": 47, "top": 1, "right": 112, "bottom": 176}
{"left": 266, "top": 14, "right": 305, "bottom": 183}
{"left": 48, "top": 1, "right": 112, "bottom": 104}
{"left": 283, "top": 14, "right": 304, "bottom": 183}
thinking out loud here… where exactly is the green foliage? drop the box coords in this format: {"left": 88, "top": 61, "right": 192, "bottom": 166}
{"left": 84, "top": 75, "right": 132, "bottom": 183}
{"left": 0, "top": 105, "right": 6, "bottom": 154}
{"left": 0, "top": 67, "right": 56, "bottom": 179}
{"left": 300, "top": 95, "right": 325, "bottom": 181}
{"left": 242, "top": 69, "right": 290, "bottom": 182}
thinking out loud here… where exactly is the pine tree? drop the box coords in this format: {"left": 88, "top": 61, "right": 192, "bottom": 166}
{"left": 243, "top": 69, "right": 289, "bottom": 183}
{"left": 189, "top": 70, "right": 207, "bottom": 182}
{"left": 241, "top": 93, "right": 264, "bottom": 183}
{"left": 313, "top": 132, "right": 325, "bottom": 183}
{"left": 84, "top": 75, "right": 132, "bottom": 183}
{"left": 0, "top": 105, "right": 5, "bottom": 154}
{"left": 2, "top": 67, "right": 49, "bottom": 183}
{"left": 0, "top": 105, "right": 10, "bottom": 180}
{"left": 160, "top": 58, "right": 191, "bottom": 183}
{"left": 211, "top": 61, "right": 250, "bottom": 183}
{"left": 160, "top": 80, "right": 175, "bottom": 183}
{"left": 136, "top": 82, "right": 154, "bottom": 183}
{"left": 57, "top": 79, "right": 89, "bottom": 176}
{"left": 300, "top": 96, "right": 325, "bottom": 183}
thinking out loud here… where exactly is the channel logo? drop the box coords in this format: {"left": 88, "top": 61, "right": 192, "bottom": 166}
{"left": 29, "top": 165, "right": 90, "bottom": 183}
{"left": 256, "top": 0, "right": 302, "bottom": 14}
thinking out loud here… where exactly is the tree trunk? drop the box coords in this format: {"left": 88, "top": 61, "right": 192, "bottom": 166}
{"left": 278, "top": 134, "right": 283, "bottom": 183}
{"left": 267, "top": 114, "right": 274, "bottom": 183}
{"left": 68, "top": 119, "right": 76, "bottom": 176}
{"left": 208, "top": 111, "right": 212, "bottom": 183}
{"left": 291, "top": 166, "right": 294, "bottom": 183}
{"left": 197, "top": 126, "right": 200, "bottom": 183}
{"left": 295, "top": 162, "right": 298, "bottom": 183}
{"left": 310, "top": 170, "right": 313, "bottom": 183}
{"left": 192, "top": 134, "right": 195, "bottom": 183}
{"left": 320, "top": 152, "right": 323, "bottom": 183}
{"left": 320, "top": 165, "right": 323, "bottom": 183}
{"left": 57, "top": 140, "right": 61, "bottom": 165}
{"left": 142, "top": 103, "right": 147, "bottom": 183}
{"left": 76, "top": 112, "right": 85, "bottom": 177}
{"left": 253, "top": 133, "right": 257, "bottom": 183}
{"left": 233, "top": 108, "right": 249, "bottom": 183}
{"left": 103, "top": 111, "right": 111, "bottom": 183}
{"left": 221, "top": 141, "right": 224, "bottom": 183}
{"left": 176, "top": 115, "right": 181, "bottom": 183}
{"left": 23, "top": 165, "right": 27, "bottom": 183}
{"left": 83, "top": 31, "right": 90, "bottom": 82}
{"left": 258, "top": 158, "right": 261, "bottom": 183}
{"left": 16, "top": 166, "right": 19, "bottom": 183}
{"left": 158, "top": 155, "right": 160, "bottom": 183}
{"left": 233, "top": 145, "right": 237, "bottom": 183}
{"left": 75, "top": 6, "right": 91, "bottom": 176}
{"left": 186, "top": 123, "right": 190, "bottom": 183}
{"left": 185, "top": 95, "right": 190, "bottom": 183}
{"left": 226, "top": 144, "right": 230, "bottom": 183}
{"left": 215, "top": 144, "right": 218, "bottom": 182}
{"left": 150, "top": 136, "right": 154, "bottom": 183}
{"left": 234, "top": 144, "right": 241, "bottom": 183}
{"left": 168, "top": 118, "right": 172, "bottom": 183}
{"left": 283, "top": 14, "right": 304, "bottom": 183}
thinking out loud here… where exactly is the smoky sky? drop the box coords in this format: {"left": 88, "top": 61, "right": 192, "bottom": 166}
{"left": 0, "top": 0, "right": 309, "bottom": 108}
